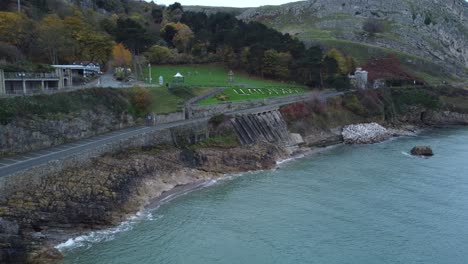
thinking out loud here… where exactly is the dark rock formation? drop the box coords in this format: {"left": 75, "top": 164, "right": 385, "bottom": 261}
{"left": 411, "top": 146, "right": 434, "bottom": 156}
{"left": 0, "top": 218, "right": 26, "bottom": 263}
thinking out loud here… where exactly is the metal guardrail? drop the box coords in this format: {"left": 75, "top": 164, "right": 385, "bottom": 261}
{"left": 0, "top": 86, "right": 95, "bottom": 98}
{"left": 4, "top": 72, "right": 59, "bottom": 79}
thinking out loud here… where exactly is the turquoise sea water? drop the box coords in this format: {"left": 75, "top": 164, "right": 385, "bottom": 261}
{"left": 60, "top": 127, "right": 468, "bottom": 264}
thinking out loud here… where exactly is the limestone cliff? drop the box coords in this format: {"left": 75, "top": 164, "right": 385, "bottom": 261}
{"left": 238, "top": 0, "right": 468, "bottom": 81}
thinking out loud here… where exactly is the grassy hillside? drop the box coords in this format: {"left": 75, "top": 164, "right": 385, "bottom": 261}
{"left": 238, "top": 0, "right": 468, "bottom": 85}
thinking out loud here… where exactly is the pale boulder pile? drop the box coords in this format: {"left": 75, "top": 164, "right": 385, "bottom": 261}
{"left": 342, "top": 123, "right": 391, "bottom": 144}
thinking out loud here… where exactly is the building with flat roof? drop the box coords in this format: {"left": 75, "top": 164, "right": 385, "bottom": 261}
{"left": 0, "top": 68, "right": 71, "bottom": 96}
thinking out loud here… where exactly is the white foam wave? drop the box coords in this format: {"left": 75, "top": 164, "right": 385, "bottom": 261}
{"left": 276, "top": 157, "right": 295, "bottom": 165}
{"left": 56, "top": 180, "right": 219, "bottom": 253}
{"left": 401, "top": 151, "right": 414, "bottom": 157}
{"left": 55, "top": 210, "right": 154, "bottom": 252}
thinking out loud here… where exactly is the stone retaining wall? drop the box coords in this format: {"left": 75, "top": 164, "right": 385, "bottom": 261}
{"left": 0, "top": 119, "right": 208, "bottom": 201}
{"left": 155, "top": 112, "right": 185, "bottom": 124}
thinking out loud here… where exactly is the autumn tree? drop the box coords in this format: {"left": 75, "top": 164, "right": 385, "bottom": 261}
{"left": 222, "top": 46, "right": 237, "bottom": 68}
{"left": 144, "top": 45, "right": 173, "bottom": 64}
{"left": 161, "top": 22, "right": 194, "bottom": 53}
{"left": 0, "top": 12, "right": 34, "bottom": 53}
{"left": 129, "top": 87, "right": 153, "bottom": 117}
{"left": 327, "top": 48, "right": 348, "bottom": 75}
{"left": 345, "top": 55, "right": 357, "bottom": 75}
{"left": 38, "top": 14, "right": 68, "bottom": 64}
{"left": 112, "top": 43, "right": 133, "bottom": 66}
{"left": 57, "top": 11, "right": 115, "bottom": 64}
{"left": 173, "top": 24, "right": 194, "bottom": 53}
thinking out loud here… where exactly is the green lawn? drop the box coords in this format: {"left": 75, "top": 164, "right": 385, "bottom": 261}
{"left": 146, "top": 64, "right": 304, "bottom": 88}
{"left": 148, "top": 86, "right": 214, "bottom": 113}
{"left": 198, "top": 86, "right": 306, "bottom": 105}
{"left": 145, "top": 64, "right": 306, "bottom": 106}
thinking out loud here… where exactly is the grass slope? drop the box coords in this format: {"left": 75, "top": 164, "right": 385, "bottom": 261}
{"left": 148, "top": 86, "right": 213, "bottom": 113}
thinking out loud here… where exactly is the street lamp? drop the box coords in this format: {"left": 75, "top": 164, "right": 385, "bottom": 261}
{"left": 19, "top": 72, "right": 26, "bottom": 95}
{"left": 148, "top": 63, "right": 152, "bottom": 84}
{"left": 17, "top": 0, "right": 21, "bottom": 13}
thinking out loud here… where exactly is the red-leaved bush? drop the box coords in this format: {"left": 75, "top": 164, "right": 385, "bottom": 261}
{"left": 362, "top": 55, "right": 419, "bottom": 82}
{"left": 280, "top": 102, "right": 311, "bottom": 121}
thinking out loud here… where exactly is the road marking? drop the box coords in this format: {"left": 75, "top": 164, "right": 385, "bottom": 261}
{"left": 17, "top": 155, "right": 35, "bottom": 160}
{"left": 55, "top": 146, "right": 71, "bottom": 150}
{"left": 0, "top": 126, "right": 152, "bottom": 171}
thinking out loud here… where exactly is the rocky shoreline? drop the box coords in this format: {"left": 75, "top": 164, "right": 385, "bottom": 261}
{"left": 1, "top": 104, "right": 468, "bottom": 263}
{"left": 48, "top": 122, "right": 422, "bottom": 259}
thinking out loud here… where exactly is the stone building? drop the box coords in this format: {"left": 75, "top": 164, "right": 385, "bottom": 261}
{"left": 0, "top": 68, "right": 72, "bottom": 96}
{"left": 355, "top": 68, "right": 368, "bottom": 90}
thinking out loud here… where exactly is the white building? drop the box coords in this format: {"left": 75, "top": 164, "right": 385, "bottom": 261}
{"left": 355, "top": 68, "right": 368, "bottom": 90}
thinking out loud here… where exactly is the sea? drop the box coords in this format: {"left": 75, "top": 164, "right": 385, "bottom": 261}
{"left": 59, "top": 127, "right": 468, "bottom": 264}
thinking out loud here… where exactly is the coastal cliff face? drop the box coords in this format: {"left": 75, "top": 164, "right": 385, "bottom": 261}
{"left": 0, "top": 142, "right": 286, "bottom": 263}
{"left": 238, "top": 0, "right": 468, "bottom": 79}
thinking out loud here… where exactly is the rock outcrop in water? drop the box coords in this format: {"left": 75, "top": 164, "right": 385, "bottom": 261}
{"left": 342, "top": 123, "right": 391, "bottom": 144}
{"left": 411, "top": 146, "right": 434, "bottom": 156}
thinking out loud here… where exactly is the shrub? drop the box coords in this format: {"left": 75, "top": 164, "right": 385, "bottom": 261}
{"left": 280, "top": 102, "right": 311, "bottom": 121}
{"left": 309, "top": 96, "right": 327, "bottom": 115}
{"left": 144, "top": 45, "right": 174, "bottom": 64}
{"left": 128, "top": 87, "right": 153, "bottom": 117}
{"left": 357, "top": 90, "right": 384, "bottom": 116}
{"left": 391, "top": 88, "right": 440, "bottom": 112}
{"left": 342, "top": 94, "right": 368, "bottom": 116}
{"left": 0, "top": 88, "right": 131, "bottom": 124}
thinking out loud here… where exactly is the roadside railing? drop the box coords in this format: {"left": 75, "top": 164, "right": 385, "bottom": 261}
{"left": 4, "top": 72, "right": 59, "bottom": 79}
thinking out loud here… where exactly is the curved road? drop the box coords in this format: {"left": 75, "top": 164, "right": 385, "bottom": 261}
{"left": 0, "top": 91, "right": 342, "bottom": 178}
